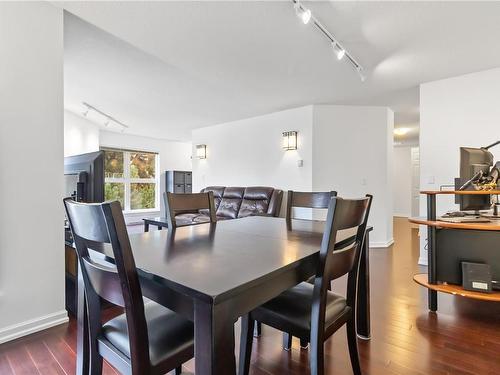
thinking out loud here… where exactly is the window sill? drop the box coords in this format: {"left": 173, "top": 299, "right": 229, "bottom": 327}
{"left": 123, "top": 209, "right": 161, "bottom": 225}
{"left": 123, "top": 209, "right": 159, "bottom": 215}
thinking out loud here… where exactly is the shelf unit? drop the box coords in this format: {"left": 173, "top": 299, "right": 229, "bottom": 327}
{"left": 414, "top": 273, "right": 500, "bottom": 302}
{"left": 410, "top": 189, "right": 500, "bottom": 311}
{"left": 166, "top": 170, "right": 192, "bottom": 194}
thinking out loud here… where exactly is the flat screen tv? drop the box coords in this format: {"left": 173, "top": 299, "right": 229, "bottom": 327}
{"left": 64, "top": 151, "right": 104, "bottom": 203}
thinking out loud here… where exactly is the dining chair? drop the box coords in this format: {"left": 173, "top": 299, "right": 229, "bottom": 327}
{"left": 164, "top": 191, "right": 216, "bottom": 229}
{"left": 286, "top": 190, "right": 337, "bottom": 222}
{"left": 256, "top": 190, "right": 337, "bottom": 347}
{"left": 240, "top": 195, "right": 373, "bottom": 375}
{"left": 64, "top": 198, "right": 194, "bottom": 375}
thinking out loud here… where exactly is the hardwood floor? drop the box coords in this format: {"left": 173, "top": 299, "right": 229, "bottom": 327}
{"left": 1, "top": 217, "right": 500, "bottom": 374}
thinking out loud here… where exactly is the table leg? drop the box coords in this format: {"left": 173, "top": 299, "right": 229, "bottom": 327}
{"left": 426, "top": 194, "right": 438, "bottom": 312}
{"left": 194, "top": 300, "right": 236, "bottom": 375}
{"left": 76, "top": 263, "right": 89, "bottom": 375}
{"left": 356, "top": 229, "right": 371, "bottom": 339}
{"left": 144, "top": 221, "right": 149, "bottom": 232}
{"left": 158, "top": 225, "right": 163, "bottom": 231}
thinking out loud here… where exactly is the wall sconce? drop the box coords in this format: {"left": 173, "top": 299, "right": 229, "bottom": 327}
{"left": 196, "top": 144, "right": 207, "bottom": 159}
{"left": 282, "top": 131, "right": 298, "bottom": 151}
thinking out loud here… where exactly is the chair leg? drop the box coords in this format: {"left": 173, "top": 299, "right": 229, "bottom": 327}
{"left": 346, "top": 319, "right": 362, "bottom": 375}
{"left": 253, "top": 321, "right": 262, "bottom": 337}
{"left": 310, "top": 338, "right": 324, "bottom": 375}
{"left": 88, "top": 338, "right": 103, "bottom": 375}
{"left": 282, "top": 332, "right": 292, "bottom": 351}
{"left": 175, "top": 366, "right": 182, "bottom": 375}
{"left": 239, "top": 314, "right": 254, "bottom": 375}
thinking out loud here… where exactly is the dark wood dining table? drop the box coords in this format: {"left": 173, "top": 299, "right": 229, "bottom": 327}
{"left": 77, "top": 216, "right": 372, "bottom": 375}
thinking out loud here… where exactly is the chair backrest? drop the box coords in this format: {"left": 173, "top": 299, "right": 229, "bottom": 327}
{"left": 312, "top": 195, "right": 373, "bottom": 315}
{"left": 63, "top": 198, "right": 150, "bottom": 371}
{"left": 286, "top": 190, "right": 337, "bottom": 221}
{"left": 164, "top": 191, "right": 216, "bottom": 228}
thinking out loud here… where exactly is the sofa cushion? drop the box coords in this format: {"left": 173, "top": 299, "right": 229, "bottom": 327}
{"left": 175, "top": 213, "right": 211, "bottom": 226}
{"left": 215, "top": 187, "right": 245, "bottom": 219}
{"left": 238, "top": 187, "right": 274, "bottom": 218}
{"left": 222, "top": 187, "right": 245, "bottom": 199}
{"left": 200, "top": 186, "right": 225, "bottom": 211}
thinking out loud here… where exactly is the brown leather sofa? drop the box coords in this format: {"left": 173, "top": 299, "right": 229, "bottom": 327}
{"left": 174, "top": 186, "right": 283, "bottom": 226}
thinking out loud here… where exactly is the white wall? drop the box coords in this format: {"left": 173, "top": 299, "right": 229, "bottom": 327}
{"left": 419, "top": 67, "right": 500, "bottom": 264}
{"left": 100, "top": 131, "right": 192, "bottom": 217}
{"left": 0, "top": 3, "right": 66, "bottom": 343}
{"left": 393, "top": 146, "right": 412, "bottom": 217}
{"left": 192, "top": 106, "right": 313, "bottom": 194}
{"left": 312, "top": 105, "right": 394, "bottom": 246}
{"left": 192, "top": 105, "right": 394, "bottom": 245}
{"left": 64, "top": 110, "right": 100, "bottom": 156}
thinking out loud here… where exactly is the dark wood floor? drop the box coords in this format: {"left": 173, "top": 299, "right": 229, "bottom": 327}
{"left": 1, "top": 218, "right": 500, "bottom": 374}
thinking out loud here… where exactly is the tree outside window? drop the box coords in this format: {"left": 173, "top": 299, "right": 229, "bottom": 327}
{"left": 103, "top": 149, "right": 159, "bottom": 211}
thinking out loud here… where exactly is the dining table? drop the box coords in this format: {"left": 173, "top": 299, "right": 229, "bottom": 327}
{"left": 76, "top": 216, "right": 373, "bottom": 375}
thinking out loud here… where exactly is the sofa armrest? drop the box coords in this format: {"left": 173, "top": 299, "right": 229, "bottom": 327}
{"left": 267, "top": 189, "right": 283, "bottom": 217}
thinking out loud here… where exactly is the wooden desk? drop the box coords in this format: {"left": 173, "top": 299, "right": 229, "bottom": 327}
{"left": 409, "top": 190, "right": 500, "bottom": 311}
{"left": 77, "top": 217, "right": 373, "bottom": 375}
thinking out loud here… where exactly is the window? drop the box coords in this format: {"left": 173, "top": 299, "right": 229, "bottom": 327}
{"left": 103, "top": 148, "right": 159, "bottom": 212}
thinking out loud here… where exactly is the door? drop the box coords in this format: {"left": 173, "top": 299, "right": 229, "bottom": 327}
{"left": 411, "top": 147, "right": 420, "bottom": 217}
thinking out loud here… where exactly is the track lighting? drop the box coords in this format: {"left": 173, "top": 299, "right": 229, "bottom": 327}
{"left": 81, "top": 102, "right": 129, "bottom": 132}
{"left": 294, "top": 1, "right": 311, "bottom": 25}
{"left": 357, "top": 67, "right": 366, "bottom": 82}
{"left": 291, "top": 0, "right": 365, "bottom": 81}
{"left": 332, "top": 43, "right": 345, "bottom": 60}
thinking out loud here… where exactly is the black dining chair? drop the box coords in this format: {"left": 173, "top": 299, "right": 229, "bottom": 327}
{"left": 286, "top": 190, "right": 337, "bottom": 222}
{"left": 240, "top": 195, "right": 373, "bottom": 375}
{"left": 255, "top": 190, "right": 337, "bottom": 347}
{"left": 64, "top": 198, "right": 194, "bottom": 375}
{"left": 164, "top": 191, "right": 216, "bottom": 229}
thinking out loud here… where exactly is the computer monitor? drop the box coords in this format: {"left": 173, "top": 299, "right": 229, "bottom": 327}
{"left": 455, "top": 147, "right": 494, "bottom": 211}
{"left": 64, "top": 151, "right": 104, "bottom": 203}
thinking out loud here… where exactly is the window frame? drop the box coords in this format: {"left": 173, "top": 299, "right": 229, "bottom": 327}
{"left": 102, "top": 148, "right": 160, "bottom": 213}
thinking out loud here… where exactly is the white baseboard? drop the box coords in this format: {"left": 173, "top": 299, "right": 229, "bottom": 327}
{"left": 0, "top": 310, "right": 68, "bottom": 344}
{"left": 418, "top": 256, "right": 428, "bottom": 266}
{"left": 370, "top": 238, "right": 394, "bottom": 248}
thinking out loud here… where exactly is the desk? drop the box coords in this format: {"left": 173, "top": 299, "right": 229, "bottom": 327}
{"left": 409, "top": 190, "right": 500, "bottom": 311}
{"left": 77, "top": 216, "right": 372, "bottom": 375}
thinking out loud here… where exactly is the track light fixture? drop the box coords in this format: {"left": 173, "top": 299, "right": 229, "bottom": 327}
{"left": 332, "top": 43, "right": 345, "bottom": 60}
{"left": 294, "top": 2, "right": 312, "bottom": 25}
{"left": 81, "top": 102, "right": 129, "bottom": 132}
{"left": 291, "top": 0, "right": 366, "bottom": 81}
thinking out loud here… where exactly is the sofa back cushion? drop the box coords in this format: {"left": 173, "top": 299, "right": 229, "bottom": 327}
{"left": 217, "top": 187, "right": 245, "bottom": 219}
{"left": 238, "top": 187, "right": 275, "bottom": 218}
{"left": 200, "top": 186, "right": 225, "bottom": 213}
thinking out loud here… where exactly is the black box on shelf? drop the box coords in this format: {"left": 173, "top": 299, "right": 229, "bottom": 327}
{"left": 462, "top": 262, "right": 492, "bottom": 293}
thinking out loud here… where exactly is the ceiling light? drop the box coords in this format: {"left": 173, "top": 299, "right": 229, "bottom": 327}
{"left": 290, "top": 0, "right": 365, "bottom": 81}
{"left": 333, "top": 43, "right": 345, "bottom": 60}
{"left": 300, "top": 8, "right": 312, "bottom": 24}
{"left": 81, "top": 102, "right": 130, "bottom": 132}
{"left": 294, "top": 2, "right": 312, "bottom": 25}
{"left": 394, "top": 128, "right": 410, "bottom": 136}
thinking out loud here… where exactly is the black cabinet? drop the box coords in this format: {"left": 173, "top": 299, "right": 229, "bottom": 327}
{"left": 166, "top": 170, "right": 192, "bottom": 193}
